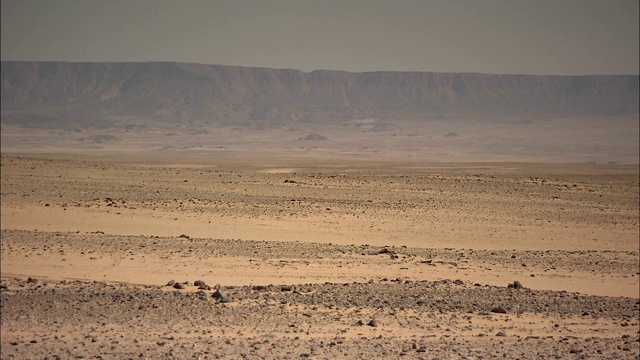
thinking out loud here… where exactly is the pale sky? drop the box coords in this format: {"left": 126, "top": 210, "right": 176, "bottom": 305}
{"left": 1, "top": 0, "right": 638, "bottom": 75}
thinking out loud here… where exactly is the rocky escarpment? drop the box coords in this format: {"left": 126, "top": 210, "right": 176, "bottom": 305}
{"left": 1, "top": 61, "right": 638, "bottom": 128}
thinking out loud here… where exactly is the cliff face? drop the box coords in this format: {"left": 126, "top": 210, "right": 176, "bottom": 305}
{"left": 1, "top": 61, "right": 638, "bottom": 127}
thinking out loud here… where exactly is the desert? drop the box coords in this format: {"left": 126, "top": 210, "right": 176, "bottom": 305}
{"left": 3, "top": 1, "right": 640, "bottom": 357}
{"left": 1, "top": 60, "right": 639, "bottom": 359}
{"left": 1, "top": 154, "right": 638, "bottom": 359}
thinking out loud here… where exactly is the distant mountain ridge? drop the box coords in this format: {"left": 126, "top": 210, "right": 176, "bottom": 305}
{"left": 1, "top": 61, "right": 638, "bottom": 128}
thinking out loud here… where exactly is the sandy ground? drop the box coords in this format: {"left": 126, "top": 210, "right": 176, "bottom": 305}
{"left": 1, "top": 155, "right": 639, "bottom": 359}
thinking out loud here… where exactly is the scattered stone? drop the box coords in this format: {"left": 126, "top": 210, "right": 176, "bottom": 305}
{"left": 508, "top": 281, "right": 524, "bottom": 289}
{"left": 166, "top": 280, "right": 176, "bottom": 286}
{"left": 367, "top": 318, "right": 378, "bottom": 327}
{"left": 454, "top": 279, "right": 464, "bottom": 285}
{"left": 194, "top": 280, "right": 206, "bottom": 287}
{"left": 173, "top": 282, "right": 185, "bottom": 290}
{"left": 197, "top": 290, "right": 208, "bottom": 300}
{"left": 178, "top": 234, "right": 190, "bottom": 239}
{"left": 496, "top": 331, "right": 507, "bottom": 337}
{"left": 491, "top": 307, "right": 507, "bottom": 314}
{"left": 219, "top": 295, "right": 233, "bottom": 303}
{"left": 212, "top": 289, "right": 232, "bottom": 303}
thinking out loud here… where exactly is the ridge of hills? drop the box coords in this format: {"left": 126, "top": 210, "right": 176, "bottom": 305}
{"left": 1, "top": 61, "right": 638, "bottom": 129}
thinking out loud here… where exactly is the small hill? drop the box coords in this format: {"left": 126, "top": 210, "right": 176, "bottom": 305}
{"left": 78, "top": 134, "right": 120, "bottom": 144}
{"left": 298, "top": 133, "right": 329, "bottom": 141}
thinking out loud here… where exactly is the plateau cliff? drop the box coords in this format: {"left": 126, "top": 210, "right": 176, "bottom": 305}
{"left": 2, "top": 61, "right": 637, "bottom": 128}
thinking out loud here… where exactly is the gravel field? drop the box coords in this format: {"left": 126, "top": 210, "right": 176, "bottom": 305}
{"left": 1, "top": 155, "right": 638, "bottom": 359}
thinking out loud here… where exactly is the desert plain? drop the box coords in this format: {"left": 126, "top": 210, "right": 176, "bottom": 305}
{"left": 0, "top": 154, "right": 638, "bottom": 359}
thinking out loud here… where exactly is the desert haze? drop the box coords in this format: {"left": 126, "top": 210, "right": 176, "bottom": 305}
{"left": 1, "top": 61, "right": 639, "bottom": 163}
{"left": 1, "top": 62, "right": 639, "bottom": 359}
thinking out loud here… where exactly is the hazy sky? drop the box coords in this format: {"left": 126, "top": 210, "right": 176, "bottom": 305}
{"left": 2, "top": 0, "right": 638, "bottom": 75}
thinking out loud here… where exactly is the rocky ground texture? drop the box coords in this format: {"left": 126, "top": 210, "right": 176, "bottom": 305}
{"left": 1, "top": 275, "right": 639, "bottom": 359}
{"left": 1, "top": 156, "right": 639, "bottom": 359}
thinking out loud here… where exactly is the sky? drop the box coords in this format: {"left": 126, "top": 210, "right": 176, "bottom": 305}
{"left": 1, "top": 0, "right": 638, "bottom": 75}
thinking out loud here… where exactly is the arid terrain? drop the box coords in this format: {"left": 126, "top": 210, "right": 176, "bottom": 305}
{"left": 1, "top": 154, "right": 638, "bottom": 359}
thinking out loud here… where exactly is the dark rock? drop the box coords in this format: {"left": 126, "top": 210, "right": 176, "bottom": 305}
{"left": 178, "top": 234, "right": 190, "bottom": 239}
{"left": 212, "top": 289, "right": 232, "bottom": 303}
{"left": 454, "top": 279, "right": 464, "bottom": 285}
{"left": 367, "top": 318, "right": 378, "bottom": 327}
{"left": 194, "top": 280, "right": 206, "bottom": 287}
{"left": 496, "top": 331, "right": 507, "bottom": 337}
{"left": 218, "top": 295, "right": 233, "bottom": 303}
{"left": 166, "top": 280, "right": 176, "bottom": 286}
{"left": 491, "top": 307, "right": 507, "bottom": 314}
{"left": 173, "top": 282, "right": 185, "bottom": 290}
{"left": 508, "top": 281, "right": 524, "bottom": 289}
